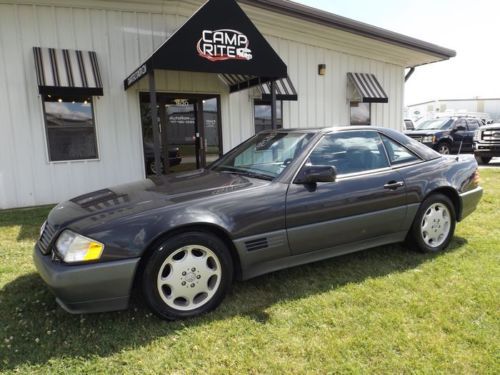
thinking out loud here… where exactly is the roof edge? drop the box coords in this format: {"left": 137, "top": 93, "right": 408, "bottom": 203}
{"left": 408, "top": 98, "right": 500, "bottom": 107}
{"left": 240, "top": 0, "right": 456, "bottom": 62}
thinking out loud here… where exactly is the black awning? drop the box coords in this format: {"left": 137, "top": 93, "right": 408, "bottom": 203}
{"left": 347, "top": 72, "right": 388, "bottom": 103}
{"left": 124, "top": 0, "right": 287, "bottom": 90}
{"left": 33, "top": 47, "right": 103, "bottom": 96}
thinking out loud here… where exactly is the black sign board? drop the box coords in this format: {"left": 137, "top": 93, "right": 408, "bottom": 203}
{"left": 124, "top": 0, "right": 287, "bottom": 89}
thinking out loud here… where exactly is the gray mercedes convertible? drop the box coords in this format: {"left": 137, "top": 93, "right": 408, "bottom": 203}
{"left": 34, "top": 127, "right": 483, "bottom": 320}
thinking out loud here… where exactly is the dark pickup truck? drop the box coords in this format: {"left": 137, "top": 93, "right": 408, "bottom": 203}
{"left": 473, "top": 123, "right": 500, "bottom": 164}
{"left": 405, "top": 117, "right": 481, "bottom": 154}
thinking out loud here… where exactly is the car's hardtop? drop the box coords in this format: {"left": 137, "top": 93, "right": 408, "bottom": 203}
{"left": 259, "top": 126, "right": 441, "bottom": 161}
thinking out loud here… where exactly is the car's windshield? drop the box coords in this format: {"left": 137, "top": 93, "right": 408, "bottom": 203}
{"left": 416, "top": 119, "right": 454, "bottom": 130}
{"left": 210, "top": 131, "right": 315, "bottom": 180}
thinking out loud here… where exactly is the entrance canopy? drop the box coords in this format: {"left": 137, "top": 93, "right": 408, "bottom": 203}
{"left": 124, "top": 0, "right": 291, "bottom": 176}
{"left": 124, "top": 0, "right": 288, "bottom": 91}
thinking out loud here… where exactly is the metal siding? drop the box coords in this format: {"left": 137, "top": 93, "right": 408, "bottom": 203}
{"left": 0, "top": 1, "right": 406, "bottom": 209}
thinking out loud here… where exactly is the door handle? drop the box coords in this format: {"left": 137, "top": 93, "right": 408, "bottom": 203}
{"left": 384, "top": 181, "right": 405, "bottom": 190}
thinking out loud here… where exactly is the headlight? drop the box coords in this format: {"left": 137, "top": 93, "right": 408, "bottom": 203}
{"left": 422, "top": 135, "right": 435, "bottom": 143}
{"left": 473, "top": 130, "right": 481, "bottom": 141}
{"left": 55, "top": 230, "right": 104, "bottom": 263}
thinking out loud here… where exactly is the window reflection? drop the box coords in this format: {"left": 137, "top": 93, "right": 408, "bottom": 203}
{"left": 43, "top": 95, "right": 98, "bottom": 161}
{"left": 254, "top": 99, "right": 283, "bottom": 133}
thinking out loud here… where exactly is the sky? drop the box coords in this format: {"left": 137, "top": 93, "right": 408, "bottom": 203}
{"left": 293, "top": 0, "right": 500, "bottom": 105}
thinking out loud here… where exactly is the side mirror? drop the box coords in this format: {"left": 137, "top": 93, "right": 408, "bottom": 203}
{"left": 295, "top": 165, "right": 337, "bottom": 184}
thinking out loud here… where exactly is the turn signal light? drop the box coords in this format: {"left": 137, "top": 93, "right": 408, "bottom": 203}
{"left": 472, "top": 169, "right": 480, "bottom": 187}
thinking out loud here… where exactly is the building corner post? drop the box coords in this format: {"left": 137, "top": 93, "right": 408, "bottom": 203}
{"left": 271, "top": 80, "right": 277, "bottom": 130}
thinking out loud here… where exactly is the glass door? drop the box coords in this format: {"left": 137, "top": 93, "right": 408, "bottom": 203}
{"left": 140, "top": 93, "right": 222, "bottom": 176}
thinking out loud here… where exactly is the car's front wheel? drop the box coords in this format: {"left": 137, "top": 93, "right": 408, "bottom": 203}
{"left": 436, "top": 142, "right": 451, "bottom": 155}
{"left": 142, "top": 231, "right": 233, "bottom": 320}
{"left": 407, "top": 193, "right": 456, "bottom": 253}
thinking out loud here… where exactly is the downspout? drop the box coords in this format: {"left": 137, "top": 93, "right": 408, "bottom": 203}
{"left": 404, "top": 67, "right": 415, "bottom": 82}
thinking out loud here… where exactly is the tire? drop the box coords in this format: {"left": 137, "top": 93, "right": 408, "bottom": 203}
{"left": 436, "top": 142, "right": 451, "bottom": 155}
{"left": 142, "top": 231, "right": 233, "bottom": 320}
{"left": 475, "top": 156, "right": 491, "bottom": 165}
{"left": 407, "top": 193, "right": 456, "bottom": 253}
{"left": 146, "top": 158, "right": 164, "bottom": 175}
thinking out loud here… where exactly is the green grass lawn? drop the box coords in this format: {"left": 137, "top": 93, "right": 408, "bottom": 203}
{"left": 1, "top": 170, "right": 499, "bottom": 374}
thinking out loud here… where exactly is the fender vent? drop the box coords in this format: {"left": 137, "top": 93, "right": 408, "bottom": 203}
{"left": 245, "top": 238, "right": 268, "bottom": 251}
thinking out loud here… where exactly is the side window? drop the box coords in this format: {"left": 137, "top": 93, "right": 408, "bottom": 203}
{"left": 466, "top": 119, "right": 479, "bottom": 131}
{"left": 308, "top": 131, "right": 389, "bottom": 175}
{"left": 380, "top": 135, "right": 420, "bottom": 165}
{"left": 43, "top": 95, "right": 98, "bottom": 161}
{"left": 454, "top": 119, "right": 466, "bottom": 130}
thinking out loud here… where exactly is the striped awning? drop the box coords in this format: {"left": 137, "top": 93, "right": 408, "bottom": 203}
{"left": 33, "top": 47, "right": 103, "bottom": 96}
{"left": 347, "top": 72, "right": 388, "bottom": 103}
{"left": 255, "top": 77, "right": 297, "bottom": 101}
{"left": 219, "top": 74, "right": 297, "bottom": 100}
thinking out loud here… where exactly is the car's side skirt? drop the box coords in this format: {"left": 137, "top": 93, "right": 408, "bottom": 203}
{"left": 239, "top": 231, "right": 409, "bottom": 280}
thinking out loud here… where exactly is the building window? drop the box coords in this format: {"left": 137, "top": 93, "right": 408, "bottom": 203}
{"left": 350, "top": 102, "right": 371, "bottom": 125}
{"left": 254, "top": 99, "right": 283, "bottom": 133}
{"left": 43, "top": 95, "right": 98, "bottom": 161}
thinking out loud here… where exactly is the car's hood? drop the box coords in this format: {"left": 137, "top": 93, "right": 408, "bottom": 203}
{"left": 479, "top": 124, "right": 500, "bottom": 131}
{"left": 47, "top": 169, "right": 266, "bottom": 230}
{"left": 405, "top": 129, "right": 444, "bottom": 136}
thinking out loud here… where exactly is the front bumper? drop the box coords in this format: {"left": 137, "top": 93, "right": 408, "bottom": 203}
{"left": 473, "top": 143, "right": 500, "bottom": 157}
{"left": 33, "top": 249, "right": 140, "bottom": 314}
{"left": 459, "top": 186, "right": 483, "bottom": 221}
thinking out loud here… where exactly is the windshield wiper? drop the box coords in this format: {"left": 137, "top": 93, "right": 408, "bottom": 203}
{"left": 217, "top": 167, "right": 274, "bottom": 181}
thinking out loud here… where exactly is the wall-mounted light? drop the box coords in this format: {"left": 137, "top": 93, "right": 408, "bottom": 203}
{"left": 318, "top": 64, "right": 326, "bottom": 76}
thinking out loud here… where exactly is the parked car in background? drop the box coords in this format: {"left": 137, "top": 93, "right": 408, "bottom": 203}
{"left": 405, "top": 117, "right": 481, "bottom": 154}
{"left": 404, "top": 118, "right": 415, "bottom": 131}
{"left": 474, "top": 123, "right": 500, "bottom": 164}
{"left": 34, "top": 127, "right": 483, "bottom": 320}
{"left": 143, "top": 142, "right": 182, "bottom": 174}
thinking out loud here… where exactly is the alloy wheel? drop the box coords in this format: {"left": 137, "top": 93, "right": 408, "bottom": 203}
{"left": 156, "top": 245, "right": 222, "bottom": 311}
{"left": 438, "top": 144, "right": 450, "bottom": 154}
{"left": 420, "top": 203, "right": 451, "bottom": 247}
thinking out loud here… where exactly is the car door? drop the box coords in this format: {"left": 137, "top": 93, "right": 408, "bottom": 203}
{"left": 465, "top": 119, "right": 480, "bottom": 152}
{"left": 452, "top": 118, "right": 468, "bottom": 152}
{"left": 285, "top": 130, "right": 407, "bottom": 255}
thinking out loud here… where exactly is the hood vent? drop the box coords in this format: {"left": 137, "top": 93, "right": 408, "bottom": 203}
{"left": 245, "top": 237, "right": 268, "bottom": 251}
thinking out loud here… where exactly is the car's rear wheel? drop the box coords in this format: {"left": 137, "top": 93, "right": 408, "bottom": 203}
{"left": 437, "top": 142, "right": 451, "bottom": 155}
{"left": 146, "top": 158, "right": 164, "bottom": 175}
{"left": 142, "top": 231, "right": 233, "bottom": 320}
{"left": 407, "top": 193, "right": 456, "bottom": 253}
{"left": 475, "top": 156, "right": 491, "bottom": 165}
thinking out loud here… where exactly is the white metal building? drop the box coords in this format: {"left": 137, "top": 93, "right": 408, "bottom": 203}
{"left": 0, "top": 0, "right": 455, "bottom": 209}
{"left": 406, "top": 98, "right": 500, "bottom": 123}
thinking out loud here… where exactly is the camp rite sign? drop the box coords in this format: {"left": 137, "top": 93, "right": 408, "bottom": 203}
{"left": 197, "top": 29, "right": 253, "bottom": 62}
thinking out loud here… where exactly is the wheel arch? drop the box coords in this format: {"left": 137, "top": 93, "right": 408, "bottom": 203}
{"left": 436, "top": 138, "right": 453, "bottom": 150}
{"left": 423, "top": 186, "right": 461, "bottom": 221}
{"left": 132, "top": 223, "right": 243, "bottom": 291}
